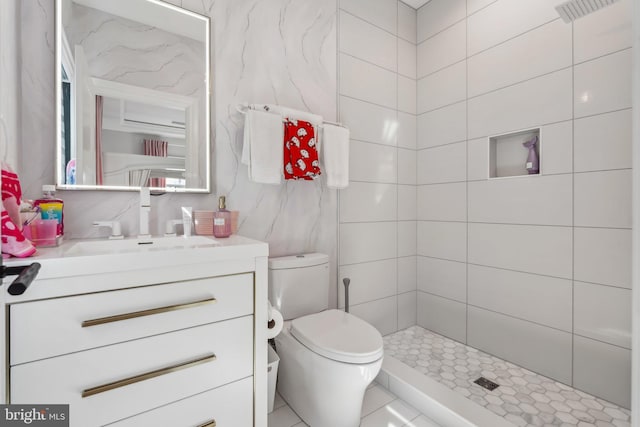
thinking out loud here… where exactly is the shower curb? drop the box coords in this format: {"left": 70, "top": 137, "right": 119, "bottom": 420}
{"left": 376, "top": 356, "right": 516, "bottom": 427}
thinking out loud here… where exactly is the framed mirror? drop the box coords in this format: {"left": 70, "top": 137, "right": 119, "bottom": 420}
{"left": 55, "top": 0, "right": 211, "bottom": 192}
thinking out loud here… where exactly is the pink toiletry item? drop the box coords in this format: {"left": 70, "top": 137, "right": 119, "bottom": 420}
{"left": 1, "top": 164, "right": 36, "bottom": 258}
{"left": 523, "top": 136, "right": 539, "bottom": 174}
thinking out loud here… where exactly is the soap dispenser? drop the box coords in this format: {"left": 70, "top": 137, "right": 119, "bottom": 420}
{"left": 213, "top": 196, "right": 232, "bottom": 238}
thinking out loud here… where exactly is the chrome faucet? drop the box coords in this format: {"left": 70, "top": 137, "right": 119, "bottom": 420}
{"left": 138, "top": 187, "right": 151, "bottom": 240}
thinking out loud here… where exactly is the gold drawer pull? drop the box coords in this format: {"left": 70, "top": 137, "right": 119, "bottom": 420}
{"left": 82, "top": 354, "right": 216, "bottom": 398}
{"left": 197, "top": 420, "right": 216, "bottom": 427}
{"left": 81, "top": 297, "right": 216, "bottom": 327}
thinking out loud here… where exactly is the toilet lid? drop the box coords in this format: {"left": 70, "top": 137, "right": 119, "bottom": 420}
{"left": 290, "top": 309, "right": 384, "bottom": 364}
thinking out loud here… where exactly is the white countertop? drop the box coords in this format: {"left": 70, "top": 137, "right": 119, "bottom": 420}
{"left": 4, "top": 234, "right": 269, "bottom": 282}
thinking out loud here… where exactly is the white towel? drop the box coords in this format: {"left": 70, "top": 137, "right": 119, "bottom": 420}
{"left": 241, "top": 109, "right": 284, "bottom": 184}
{"left": 279, "top": 107, "right": 323, "bottom": 127}
{"left": 322, "top": 124, "right": 350, "bottom": 189}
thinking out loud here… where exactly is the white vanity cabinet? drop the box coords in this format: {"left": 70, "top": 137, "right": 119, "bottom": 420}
{"left": 2, "top": 235, "right": 269, "bottom": 427}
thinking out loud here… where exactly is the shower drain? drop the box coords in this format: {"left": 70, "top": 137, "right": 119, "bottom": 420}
{"left": 473, "top": 377, "right": 500, "bottom": 391}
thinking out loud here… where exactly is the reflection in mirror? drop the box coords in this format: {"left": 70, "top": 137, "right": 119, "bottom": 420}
{"left": 55, "top": 0, "right": 210, "bottom": 192}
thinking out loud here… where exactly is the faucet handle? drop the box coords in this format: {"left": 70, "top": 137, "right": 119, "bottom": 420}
{"left": 139, "top": 187, "right": 150, "bottom": 207}
{"left": 93, "top": 221, "right": 123, "bottom": 240}
{"left": 164, "top": 219, "right": 183, "bottom": 237}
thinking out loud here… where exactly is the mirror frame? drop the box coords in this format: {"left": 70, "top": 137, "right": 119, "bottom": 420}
{"left": 54, "top": 0, "right": 211, "bottom": 193}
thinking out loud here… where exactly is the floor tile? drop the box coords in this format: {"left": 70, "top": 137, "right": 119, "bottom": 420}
{"left": 267, "top": 404, "right": 301, "bottom": 427}
{"left": 361, "top": 384, "right": 397, "bottom": 417}
{"left": 273, "top": 392, "right": 286, "bottom": 410}
{"left": 384, "top": 326, "right": 632, "bottom": 427}
{"left": 406, "top": 415, "right": 442, "bottom": 427}
{"left": 360, "top": 399, "right": 420, "bottom": 427}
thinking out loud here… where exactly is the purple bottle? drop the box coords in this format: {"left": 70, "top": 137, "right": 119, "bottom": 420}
{"left": 523, "top": 136, "right": 539, "bottom": 174}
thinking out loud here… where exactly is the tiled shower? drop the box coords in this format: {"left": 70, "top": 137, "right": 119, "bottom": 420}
{"left": 338, "top": 0, "right": 632, "bottom": 411}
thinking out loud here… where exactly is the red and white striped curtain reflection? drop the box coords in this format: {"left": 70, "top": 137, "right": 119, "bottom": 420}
{"left": 143, "top": 138, "right": 168, "bottom": 187}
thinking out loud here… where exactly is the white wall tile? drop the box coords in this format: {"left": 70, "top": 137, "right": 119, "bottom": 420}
{"left": 338, "top": 259, "right": 397, "bottom": 307}
{"left": 468, "top": 265, "right": 572, "bottom": 331}
{"left": 398, "top": 38, "right": 416, "bottom": 79}
{"left": 573, "top": 0, "right": 632, "bottom": 64}
{"left": 468, "top": 68, "right": 573, "bottom": 139}
{"left": 575, "top": 281, "right": 631, "bottom": 349}
{"left": 398, "top": 256, "right": 417, "bottom": 293}
{"left": 468, "top": 306, "right": 572, "bottom": 384}
{"left": 418, "top": 101, "right": 467, "bottom": 149}
{"left": 417, "top": 221, "right": 467, "bottom": 262}
{"left": 340, "top": 222, "right": 397, "bottom": 265}
{"left": 350, "top": 140, "right": 398, "bottom": 183}
{"left": 467, "top": 137, "right": 488, "bottom": 181}
{"left": 540, "top": 121, "right": 573, "bottom": 175}
{"left": 467, "top": 0, "right": 560, "bottom": 56}
{"left": 340, "top": 11, "right": 397, "bottom": 72}
{"left": 417, "top": 182, "right": 466, "bottom": 222}
{"left": 467, "top": 20, "right": 572, "bottom": 97}
{"left": 468, "top": 223, "right": 572, "bottom": 278}
{"left": 340, "top": 53, "right": 397, "bottom": 109}
{"left": 398, "top": 291, "right": 417, "bottom": 329}
{"left": 574, "top": 109, "right": 632, "bottom": 172}
{"left": 573, "top": 336, "right": 631, "bottom": 408}
{"left": 398, "top": 1, "right": 417, "bottom": 43}
{"left": 417, "top": 61, "right": 466, "bottom": 113}
{"left": 398, "top": 221, "right": 417, "bottom": 257}
{"left": 574, "top": 49, "right": 632, "bottom": 118}
{"left": 468, "top": 174, "right": 572, "bottom": 226}
{"left": 340, "top": 96, "right": 397, "bottom": 146}
{"left": 417, "top": 142, "right": 466, "bottom": 184}
{"left": 340, "top": 0, "right": 398, "bottom": 35}
{"left": 398, "top": 76, "right": 417, "bottom": 114}
{"left": 467, "top": 0, "right": 496, "bottom": 15}
{"left": 574, "top": 169, "right": 632, "bottom": 228}
{"left": 418, "top": 256, "right": 467, "bottom": 302}
{"left": 340, "top": 182, "right": 397, "bottom": 223}
{"left": 574, "top": 227, "right": 631, "bottom": 289}
{"left": 417, "top": 292, "right": 467, "bottom": 342}
{"left": 398, "top": 185, "right": 417, "bottom": 221}
{"left": 417, "top": 21, "right": 465, "bottom": 78}
{"left": 397, "top": 112, "right": 417, "bottom": 149}
{"left": 398, "top": 148, "right": 417, "bottom": 184}
{"left": 417, "top": 0, "right": 466, "bottom": 43}
{"left": 351, "top": 296, "right": 398, "bottom": 336}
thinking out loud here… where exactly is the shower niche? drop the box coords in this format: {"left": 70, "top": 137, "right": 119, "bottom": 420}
{"left": 489, "top": 128, "right": 541, "bottom": 179}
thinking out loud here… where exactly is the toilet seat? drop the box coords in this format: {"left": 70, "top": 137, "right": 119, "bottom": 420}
{"left": 290, "top": 309, "right": 383, "bottom": 364}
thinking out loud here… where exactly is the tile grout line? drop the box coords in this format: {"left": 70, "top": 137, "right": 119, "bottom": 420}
{"left": 338, "top": 7, "right": 415, "bottom": 45}
{"left": 395, "top": 0, "right": 400, "bottom": 334}
{"left": 464, "top": 0, "right": 469, "bottom": 346}
{"left": 571, "top": 15, "right": 576, "bottom": 388}
{"left": 336, "top": 0, "right": 342, "bottom": 310}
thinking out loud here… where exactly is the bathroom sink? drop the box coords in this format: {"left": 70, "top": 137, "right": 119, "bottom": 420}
{"left": 64, "top": 236, "right": 219, "bottom": 256}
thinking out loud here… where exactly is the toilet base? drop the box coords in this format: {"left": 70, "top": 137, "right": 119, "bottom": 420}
{"left": 275, "top": 327, "right": 382, "bottom": 427}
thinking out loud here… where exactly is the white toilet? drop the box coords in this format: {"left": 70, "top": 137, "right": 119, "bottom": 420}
{"left": 269, "top": 253, "right": 383, "bottom": 427}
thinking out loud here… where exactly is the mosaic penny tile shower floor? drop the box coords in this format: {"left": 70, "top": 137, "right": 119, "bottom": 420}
{"left": 383, "top": 326, "right": 631, "bottom": 427}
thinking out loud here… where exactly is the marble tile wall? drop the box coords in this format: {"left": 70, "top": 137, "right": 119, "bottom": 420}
{"left": 0, "top": 0, "right": 21, "bottom": 169}
{"left": 9, "top": 0, "right": 339, "bottom": 306}
{"left": 415, "top": 0, "right": 633, "bottom": 408}
{"left": 337, "top": 0, "right": 418, "bottom": 336}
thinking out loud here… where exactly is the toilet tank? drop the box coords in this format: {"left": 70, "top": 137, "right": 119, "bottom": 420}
{"left": 268, "top": 253, "right": 330, "bottom": 320}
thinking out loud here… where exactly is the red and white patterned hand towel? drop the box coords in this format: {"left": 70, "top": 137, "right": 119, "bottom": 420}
{"left": 283, "top": 119, "right": 321, "bottom": 180}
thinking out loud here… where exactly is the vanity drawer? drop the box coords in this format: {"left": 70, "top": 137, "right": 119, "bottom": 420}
{"left": 107, "top": 376, "right": 253, "bottom": 427}
{"left": 11, "top": 316, "right": 253, "bottom": 427}
{"left": 10, "top": 273, "right": 253, "bottom": 365}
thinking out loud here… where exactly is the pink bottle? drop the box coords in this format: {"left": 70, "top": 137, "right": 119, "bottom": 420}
{"left": 213, "top": 196, "right": 232, "bottom": 238}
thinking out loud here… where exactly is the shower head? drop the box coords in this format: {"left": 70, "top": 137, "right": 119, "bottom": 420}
{"left": 555, "top": 0, "right": 621, "bottom": 23}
